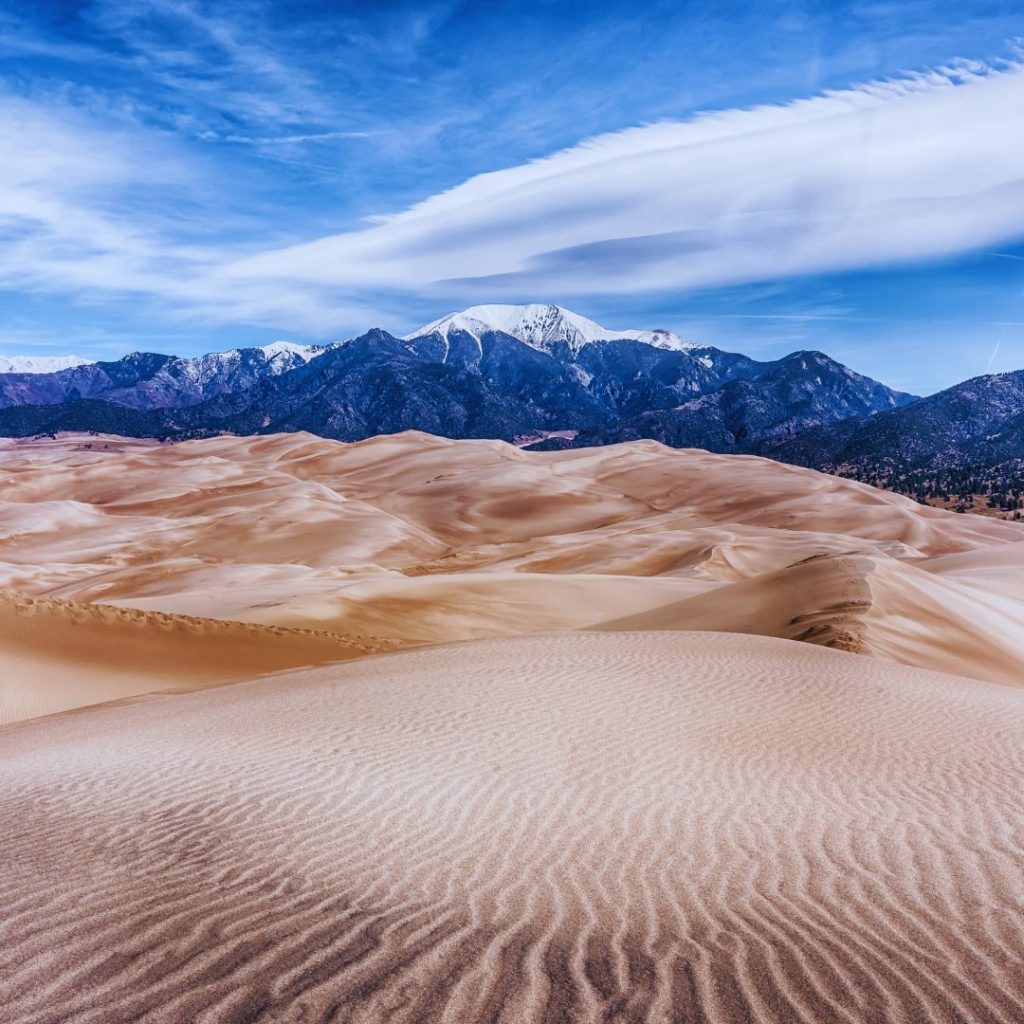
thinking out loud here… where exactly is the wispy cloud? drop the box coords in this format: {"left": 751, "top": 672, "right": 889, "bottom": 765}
{"left": 224, "top": 131, "right": 373, "bottom": 144}
{"left": 0, "top": 96, "right": 204, "bottom": 283}
{"left": 83, "top": 0, "right": 336, "bottom": 129}
{"left": 226, "top": 61, "right": 1024, "bottom": 308}
{"left": 700, "top": 313, "right": 864, "bottom": 321}
{"left": 2, "top": 27, "right": 1024, "bottom": 345}
{"left": 0, "top": 91, "right": 387, "bottom": 333}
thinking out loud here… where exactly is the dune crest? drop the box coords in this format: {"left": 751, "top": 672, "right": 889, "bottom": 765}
{"left": 596, "top": 551, "right": 1024, "bottom": 683}
{"left": 0, "top": 590, "right": 402, "bottom": 724}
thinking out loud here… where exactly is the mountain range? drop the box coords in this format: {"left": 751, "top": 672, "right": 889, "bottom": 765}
{"left": 3, "top": 303, "right": 1019, "bottom": 511}
{"left": 0, "top": 304, "right": 915, "bottom": 450}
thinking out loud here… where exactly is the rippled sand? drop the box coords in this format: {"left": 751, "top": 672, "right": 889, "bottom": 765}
{"left": 3, "top": 632, "right": 1023, "bottom": 1023}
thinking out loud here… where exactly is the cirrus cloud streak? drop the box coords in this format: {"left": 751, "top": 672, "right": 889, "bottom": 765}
{"left": 226, "top": 61, "right": 1024, "bottom": 303}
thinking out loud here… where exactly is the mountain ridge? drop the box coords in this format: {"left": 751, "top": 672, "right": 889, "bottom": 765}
{"left": 0, "top": 354, "right": 94, "bottom": 375}
{"left": 404, "top": 303, "right": 695, "bottom": 357}
{"left": 0, "top": 305, "right": 918, "bottom": 467}
{"left": 757, "top": 369, "right": 1024, "bottom": 515}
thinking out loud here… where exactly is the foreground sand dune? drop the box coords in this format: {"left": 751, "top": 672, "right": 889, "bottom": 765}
{"left": 0, "top": 591, "right": 401, "bottom": 724}
{"left": 3, "top": 632, "right": 1023, "bottom": 1023}
{"left": 3, "top": 431, "right": 1024, "bottom": 697}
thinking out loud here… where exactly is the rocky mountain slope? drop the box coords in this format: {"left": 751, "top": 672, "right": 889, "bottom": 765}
{"left": 761, "top": 370, "right": 1024, "bottom": 513}
{"left": 0, "top": 342, "right": 323, "bottom": 412}
{"left": 766, "top": 370, "right": 1024, "bottom": 470}
{"left": 0, "top": 305, "right": 913, "bottom": 449}
{"left": 563, "top": 350, "right": 912, "bottom": 452}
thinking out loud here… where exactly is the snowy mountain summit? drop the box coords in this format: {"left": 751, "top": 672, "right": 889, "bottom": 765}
{"left": 405, "top": 304, "right": 694, "bottom": 357}
{"left": 257, "top": 341, "right": 323, "bottom": 366}
{"left": 0, "top": 354, "right": 94, "bottom": 374}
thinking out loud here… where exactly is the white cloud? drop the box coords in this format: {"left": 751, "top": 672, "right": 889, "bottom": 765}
{"left": 223, "top": 61, "right": 1024, "bottom": 299}
{"left": 2, "top": 58, "right": 1024, "bottom": 339}
{"left": 0, "top": 95, "right": 382, "bottom": 333}
{"left": 0, "top": 96, "right": 206, "bottom": 282}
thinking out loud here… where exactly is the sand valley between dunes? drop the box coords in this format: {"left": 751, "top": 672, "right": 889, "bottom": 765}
{"left": 2, "top": 431, "right": 1024, "bottom": 1022}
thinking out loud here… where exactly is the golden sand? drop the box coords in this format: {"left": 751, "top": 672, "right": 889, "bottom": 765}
{"left": 2, "top": 632, "right": 1022, "bottom": 1023}
{"left": 2, "top": 432, "right": 1023, "bottom": 1021}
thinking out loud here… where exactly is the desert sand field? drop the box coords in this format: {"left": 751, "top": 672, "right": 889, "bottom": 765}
{"left": 2, "top": 431, "right": 1024, "bottom": 720}
{"left": 2, "top": 432, "right": 1024, "bottom": 1022}
{"left": 3, "top": 632, "right": 1023, "bottom": 1023}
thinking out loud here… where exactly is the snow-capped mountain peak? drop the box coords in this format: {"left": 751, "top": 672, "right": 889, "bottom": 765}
{"left": 630, "top": 328, "right": 696, "bottom": 352}
{"left": 0, "top": 354, "right": 94, "bottom": 375}
{"left": 404, "top": 304, "right": 695, "bottom": 356}
{"left": 258, "top": 340, "right": 320, "bottom": 362}
{"left": 192, "top": 341, "right": 325, "bottom": 376}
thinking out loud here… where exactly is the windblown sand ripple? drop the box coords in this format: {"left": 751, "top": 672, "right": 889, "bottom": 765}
{"left": 3, "top": 632, "right": 1023, "bottom": 1023}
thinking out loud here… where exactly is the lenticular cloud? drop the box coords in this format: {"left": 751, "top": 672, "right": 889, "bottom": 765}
{"left": 228, "top": 62, "right": 1024, "bottom": 297}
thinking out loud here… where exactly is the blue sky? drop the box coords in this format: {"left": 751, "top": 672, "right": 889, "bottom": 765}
{"left": 1, "top": 0, "right": 1023, "bottom": 393}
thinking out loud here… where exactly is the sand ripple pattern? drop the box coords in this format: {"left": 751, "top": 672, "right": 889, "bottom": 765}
{"left": 2, "top": 631, "right": 1024, "bottom": 1023}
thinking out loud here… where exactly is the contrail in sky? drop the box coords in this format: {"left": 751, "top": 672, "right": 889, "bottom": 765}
{"left": 985, "top": 339, "right": 1001, "bottom": 372}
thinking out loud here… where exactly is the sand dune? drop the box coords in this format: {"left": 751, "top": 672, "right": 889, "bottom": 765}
{"left": 0, "top": 591, "right": 401, "bottom": 724}
{"left": 4, "top": 433, "right": 1024, "bottom": 1020}
{"left": 3, "top": 430, "right": 1024, "bottom": 707}
{"left": 597, "top": 552, "right": 1024, "bottom": 685}
{"left": 2, "top": 632, "right": 1023, "bottom": 1023}
{"left": 213, "top": 571, "right": 711, "bottom": 642}
{"left": 597, "top": 552, "right": 878, "bottom": 650}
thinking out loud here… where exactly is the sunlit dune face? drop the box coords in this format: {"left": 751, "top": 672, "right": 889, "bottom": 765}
{"left": 3, "top": 632, "right": 1023, "bottom": 1022}
{"left": 3, "top": 433, "right": 1024, "bottom": 1022}
{"left": 2, "top": 430, "right": 1024, "bottom": 725}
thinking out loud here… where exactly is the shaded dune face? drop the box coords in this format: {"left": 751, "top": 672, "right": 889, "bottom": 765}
{"left": 0, "top": 591, "right": 403, "bottom": 724}
{"left": 3, "top": 633, "right": 1023, "bottom": 1024}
